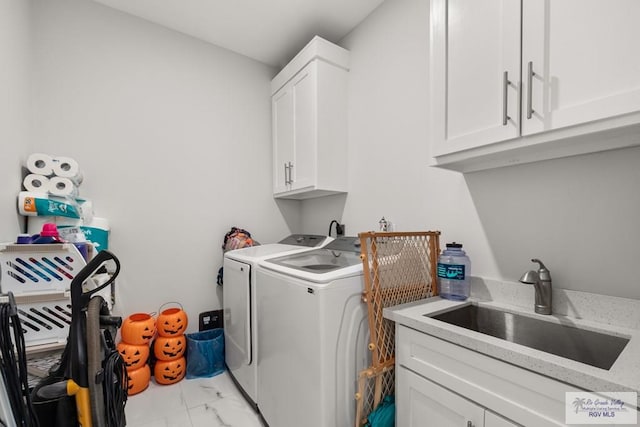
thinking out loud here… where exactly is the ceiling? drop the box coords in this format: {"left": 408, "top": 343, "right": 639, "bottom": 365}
{"left": 92, "top": 0, "right": 385, "bottom": 68}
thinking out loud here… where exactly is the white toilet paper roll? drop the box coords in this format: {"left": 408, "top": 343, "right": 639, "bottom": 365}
{"left": 52, "top": 156, "right": 83, "bottom": 184}
{"left": 23, "top": 174, "right": 50, "bottom": 193}
{"left": 26, "top": 153, "right": 54, "bottom": 176}
{"left": 49, "top": 177, "right": 79, "bottom": 198}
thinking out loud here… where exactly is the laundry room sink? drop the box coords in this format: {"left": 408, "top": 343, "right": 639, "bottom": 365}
{"left": 430, "top": 304, "right": 630, "bottom": 370}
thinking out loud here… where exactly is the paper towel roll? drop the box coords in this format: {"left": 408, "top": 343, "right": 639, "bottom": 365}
{"left": 23, "top": 174, "right": 50, "bottom": 193}
{"left": 18, "top": 191, "right": 81, "bottom": 218}
{"left": 57, "top": 217, "right": 110, "bottom": 251}
{"left": 52, "top": 156, "right": 83, "bottom": 184}
{"left": 27, "top": 216, "right": 83, "bottom": 234}
{"left": 82, "top": 217, "right": 110, "bottom": 251}
{"left": 26, "top": 153, "right": 54, "bottom": 176}
{"left": 49, "top": 177, "right": 78, "bottom": 198}
{"left": 77, "top": 199, "right": 94, "bottom": 222}
{"left": 19, "top": 192, "right": 42, "bottom": 217}
{"left": 25, "top": 200, "right": 92, "bottom": 230}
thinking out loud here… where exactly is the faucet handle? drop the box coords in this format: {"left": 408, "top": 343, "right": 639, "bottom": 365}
{"left": 531, "top": 258, "right": 551, "bottom": 281}
{"left": 531, "top": 258, "right": 546, "bottom": 269}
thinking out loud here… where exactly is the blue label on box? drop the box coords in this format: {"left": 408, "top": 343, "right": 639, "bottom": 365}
{"left": 34, "top": 198, "right": 80, "bottom": 218}
{"left": 437, "top": 263, "right": 465, "bottom": 280}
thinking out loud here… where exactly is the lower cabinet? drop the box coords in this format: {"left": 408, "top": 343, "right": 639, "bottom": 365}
{"left": 397, "top": 366, "right": 518, "bottom": 427}
{"left": 396, "top": 325, "right": 590, "bottom": 427}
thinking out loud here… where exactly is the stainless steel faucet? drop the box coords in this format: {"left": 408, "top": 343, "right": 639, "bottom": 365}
{"left": 519, "top": 259, "right": 552, "bottom": 315}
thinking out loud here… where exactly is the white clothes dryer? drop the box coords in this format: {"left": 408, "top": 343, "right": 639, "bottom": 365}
{"left": 256, "top": 237, "right": 370, "bottom": 427}
{"left": 222, "top": 234, "right": 331, "bottom": 409}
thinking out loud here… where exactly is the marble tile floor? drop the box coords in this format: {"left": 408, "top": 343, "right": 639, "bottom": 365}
{"left": 125, "top": 371, "right": 264, "bottom": 427}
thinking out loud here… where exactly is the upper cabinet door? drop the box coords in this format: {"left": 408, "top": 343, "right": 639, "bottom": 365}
{"left": 272, "top": 86, "right": 294, "bottom": 194}
{"left": 431, "top": 0, "right": 521, "bottom": 157}
{"left": 289, "top": 63, "right": 317, "bottom": 192}
{"left": 522, "top": 0, "right": 640, "bottom": 136}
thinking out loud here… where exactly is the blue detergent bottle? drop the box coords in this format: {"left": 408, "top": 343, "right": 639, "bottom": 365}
{"left": 32, "top": 223, "right": 64, "bottom": 244}
{"left": 437, "top": 242, "right": 471, "bottom": 301}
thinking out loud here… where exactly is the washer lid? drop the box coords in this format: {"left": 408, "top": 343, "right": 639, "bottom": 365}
{"left": 263, "top": 244, "right": 361, "bottom": 276}
{"left": 225, "top": 235, "right": 333, "bottom": 262}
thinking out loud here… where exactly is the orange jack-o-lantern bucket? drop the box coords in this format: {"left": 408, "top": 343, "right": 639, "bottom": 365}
{"left": 121, "top": 313, "right": 156, "bottom": 345}
{"left": 154, "top": 335, "right": 186, "bottom": 361}
{"left": 157, "top": 303, "right": 188, "bottom": 337}
{"left": 154, "top": 356, "right": 186, "bottom": 385}
{"left": 117, "top": 341, "right": 150, "bottom": 371}
{"left": 127, "top": 364, "right": 151, "bottom": 396}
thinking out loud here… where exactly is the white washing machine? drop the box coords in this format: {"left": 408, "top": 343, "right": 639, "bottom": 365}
{"left": 256, "top": 237, "right": 370, "bottom": 427}
{"left": 223, "top": 234, "right": 331, "bottom": 409}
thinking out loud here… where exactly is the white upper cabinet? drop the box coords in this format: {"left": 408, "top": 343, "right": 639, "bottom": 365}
{"left": 522, "top": 0, "right": 640, "bottom": 136}
{"left": 431, "top": 0, "right": 521, "bottom": 155}
{"left": 272, "top": 81, "right": 295, "bottom": 195}
{"left": 271, "top": 36, "right": 349, "bottom": 199}
{"left": 431, "top": 0, "right": 640, "bottom": 172}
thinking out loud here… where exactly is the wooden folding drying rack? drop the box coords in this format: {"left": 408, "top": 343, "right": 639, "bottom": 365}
{"left": 355, "top": 231, "right": 440, "bottom": 426}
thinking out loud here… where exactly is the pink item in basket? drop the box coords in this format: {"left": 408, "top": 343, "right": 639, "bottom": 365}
{"left": 32, "top": 223, "right": 64, "bottom": 244}
{"left": 40, "top": 223, "right": 59, "bottom": 237}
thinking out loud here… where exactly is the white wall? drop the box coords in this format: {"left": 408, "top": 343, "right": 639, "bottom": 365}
{"left": 302, "top": 0, "right": 640, "bottom": 300}
{"left": 29, "top": 0, "right": 299, "bottom": 325}
{"left": 0, "top": 0, "right": 31, "bottom": 240}
{"left": 9, "top": 0, "right": 638, "bottom": 332}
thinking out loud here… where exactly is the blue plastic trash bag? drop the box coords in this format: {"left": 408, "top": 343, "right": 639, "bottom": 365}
{"left": 366, "top": 395, "right": 395, "bottom": 427}
{"left": 185, "top": 329, "right": 225, "bottom": 379}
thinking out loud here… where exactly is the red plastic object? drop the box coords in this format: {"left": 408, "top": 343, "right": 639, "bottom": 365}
{"left": 40, "top": 223, "right": 60, "bottom": 237}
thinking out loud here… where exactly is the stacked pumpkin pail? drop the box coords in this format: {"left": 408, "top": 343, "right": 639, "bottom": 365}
{"left": 153, "top": 303, "right": 188, "bottom": 385}
{"left": 118, "top": 313, "right": 156, "bottom": 395}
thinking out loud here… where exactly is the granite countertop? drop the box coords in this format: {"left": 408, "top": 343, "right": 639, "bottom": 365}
{"left": 383, "top": 278, "right": 640, "bottom": 407}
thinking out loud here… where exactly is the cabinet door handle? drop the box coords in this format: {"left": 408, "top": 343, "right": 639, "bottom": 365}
{"left": 288, "top": 162, "right": 294, "bottom": 184}
{"left": 527, "top": 61, "right": 535, "bottom": 119}
{"left": 502, "top": 71, "right": 510, "bottom": 126}
{"left": 284, "top": 163, "right": 289, "bottom": 185}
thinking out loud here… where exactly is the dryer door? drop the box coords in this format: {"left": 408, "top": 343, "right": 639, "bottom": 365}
{"left": 223, "top": 258, "right": 251, "bottom": 368}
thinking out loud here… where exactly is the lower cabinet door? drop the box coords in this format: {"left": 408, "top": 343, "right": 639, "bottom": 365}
{"left": 397, "top": 367, "right": 485, "bottom": 427}
{"left": 485, "top": 410, "right": 520, "bottom": 427}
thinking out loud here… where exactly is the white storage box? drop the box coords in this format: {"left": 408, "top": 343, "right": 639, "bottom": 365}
{"left": 4, "top": 292, "right": 72, "bottom": 349}
{"left": 0, "top": 243, "right": 85, "bottom": 294}
{"left": 0, "top": 243, "right": 86, "bottom": 349}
